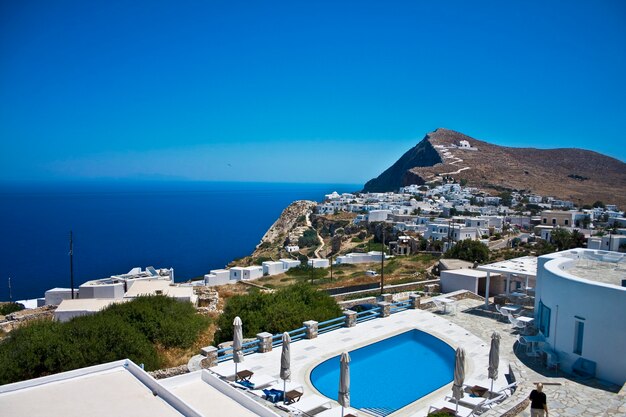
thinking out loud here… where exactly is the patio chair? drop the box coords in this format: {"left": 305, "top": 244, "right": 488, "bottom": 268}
{"left": 507, "top": 314, "right": 526, "bottom": 332}
{"left": 494, "top": 304, "right": 508, "bottom": 322}
{"left": 432, "top": 298, "right": 446, "bottom": 313}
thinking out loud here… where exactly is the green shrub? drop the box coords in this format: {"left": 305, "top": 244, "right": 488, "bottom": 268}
{"left": 0, "top": 296, "right": 208, "bottom": 384}
{"left": 213, "top": 283, "right": 341, "bottom": 344}
{"left": 298, "top": 229, "right": 320, "bottom": 247}
{"left": 0, "top": 302, "right": 25, "bottom": 316}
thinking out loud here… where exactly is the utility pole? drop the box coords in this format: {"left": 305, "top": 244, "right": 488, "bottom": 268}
{"left": 329, "top": 253, "right": 333, "bottom": 280}
{"left": 69, "top": 231, "right": 75, "bottom": 299}
{"left": 380, "top": 228, "right": 385, "bottom": 295}
{"left": 8, "top": 277, "right": 12, "bottom": 301}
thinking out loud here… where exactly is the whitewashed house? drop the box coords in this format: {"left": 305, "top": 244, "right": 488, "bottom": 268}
{"left": 242, "top": 266, "right": 263, "bottom": 280}
{"left": 280, "top": 258, "right": 301, "bottom": 271}
{"left": 308, "top": 258, "right": 330, "bottom": 268}
{"left": 285, "top": 245, "right": 300, "bottom": 253}
{"left": 262, "top": 261, "right": 285, "bottom": 276}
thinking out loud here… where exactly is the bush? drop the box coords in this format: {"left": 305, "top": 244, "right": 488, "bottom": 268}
{"left": 0, "top": 296, "right": 208, "bottom": 384}
{"left": 0, "top": 302, "right": 25, "bottom": 316}
{"left": 298, "top": 229, "right": 320, "bottom": 247}
{"left": 213, "top": 283, "right": 341, "bottom": 344}
{"left": 444, "top": 240, "right": 489, "bottom": 263}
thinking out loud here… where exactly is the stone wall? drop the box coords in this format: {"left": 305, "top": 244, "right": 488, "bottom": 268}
{"left": 148, "top": 365, "right": 189, "bottom": 380}
{"left": 331, "top": 279, "right": 440, "bottom": 302}
{"left": 0, "top": 305, "right": 56, "bottom": 333}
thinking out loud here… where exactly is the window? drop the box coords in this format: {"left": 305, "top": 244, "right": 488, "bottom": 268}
{"left": 565, "top": 219, "right": 569, "bottom": 225}
{"left": 574, "top": 319, "right": 585, "bottom": 355}
{"left": 538, "top": 300, "right": 551, "bottom": 337}
{"left": 552, "top": 219, "right": 556, "bottom": 225}
{"left": 543, "top": 218, "right": 547, "bottom": 224}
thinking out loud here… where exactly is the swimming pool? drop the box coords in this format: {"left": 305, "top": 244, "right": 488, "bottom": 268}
{"left": 309, "top": 329, "right": 454, "bottom": 415}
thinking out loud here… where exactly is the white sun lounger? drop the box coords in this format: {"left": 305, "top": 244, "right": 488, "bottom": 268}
{"left": 278, "top": 394, "right": 332, "bottom": 415}
{"left": 428, "top": 400, "right": 474, "bottom": 417}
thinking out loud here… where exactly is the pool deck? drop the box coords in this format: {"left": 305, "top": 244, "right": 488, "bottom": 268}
{"left": 210, "top": 306, "right": 510, "bottom": 417}
{"left": 207, "top": 298, "right": 625, "bottom": 417}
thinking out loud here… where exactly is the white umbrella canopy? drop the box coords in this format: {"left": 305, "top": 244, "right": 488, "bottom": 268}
{"left": 232, "top": 316, "right": 244, "bottom": 377}
{"left": 452, "top": 347, "right": 466, "bottom": 413}
{"left": 488, "top": 332, "right": 500, "bottom": 394}
{"left": 280, "top": 332, "right": 291, "bottom": 403}
{"left": 338, "top": 351, "right": 351, "bottom": 417}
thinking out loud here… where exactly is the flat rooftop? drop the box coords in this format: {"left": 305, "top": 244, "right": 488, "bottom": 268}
{"left": 478, "top": 256, "right": 537, "bottom": 277}
{"left": 0, "top": 362, "right": 188, "bottom": 417}
{"left": 558, "top": 250, "right": 626, "bottom": 287}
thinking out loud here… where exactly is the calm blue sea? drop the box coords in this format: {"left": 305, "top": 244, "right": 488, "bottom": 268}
{"left": 0, "top": 181, "right": 358, "bottom": 301}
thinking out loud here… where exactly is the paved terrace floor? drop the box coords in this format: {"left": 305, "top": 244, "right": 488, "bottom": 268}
{"left": 208, "top": 299, "right": 625, "bottom": 417}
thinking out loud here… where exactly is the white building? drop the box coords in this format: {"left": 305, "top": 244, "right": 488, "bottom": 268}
{"left": 280, "top": 258, "right": 301, "bottom": 271}
{"left": 534, "top": 249, "right": 626, "bottom": 385}
{"left": 44, "top": 288, "right": 77, "bottom": 306}
{"left": 368, "top": 210, "right": 392, "bottom": 222}
{"left": 262, "top": 261, "right": 285, "bottom": 276}
{"left": 440, "top": 269, "right": 502, "bottom": 297}
{"left": 285, "top": 245, "right": 300, "bottom": 253}
{"left": 54, "top": 298, "right": 126, "bottom": 322}
{"left": 205, "top": 269, "right": 232, "bottom": 286}
{"left": 242, "top": 266, "right": 263, "bottom": 280}
{"left": 229, "top": 267, "right": 244, "bottom": 281}
{"left": 78, "top": 279, "right": 125, "bottom": 299}
{"left": 335, "top": 251, "right": 385, "bottom": 265}
{"left": 586, "top": 234, "right": 626, "bottom": 252}
{"left": 123, "top": 279, "right": 198, "bottom": 305}
{"left": 308, "top": 258, "right": 330, "bottom": 268}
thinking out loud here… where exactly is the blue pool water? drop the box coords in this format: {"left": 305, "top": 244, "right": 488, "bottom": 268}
{"left": 310, "top": 329, "right": 454, "bottom": 415}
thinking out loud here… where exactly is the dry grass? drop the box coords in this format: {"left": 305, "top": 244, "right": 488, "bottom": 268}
{"left": 157, "top": 320, "right": 218, "bottom": 368}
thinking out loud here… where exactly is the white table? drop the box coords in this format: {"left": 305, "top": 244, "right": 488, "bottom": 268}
{"left": 501, "top": 304, "right": 523, "bottom": 315}
{"left": 438, "top": 297, "right": 457, "bottom": 314}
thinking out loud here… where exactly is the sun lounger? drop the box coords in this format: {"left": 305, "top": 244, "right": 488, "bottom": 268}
{"left": 277, "top": 393, "right": 332, "bottom": 415}
{"left": 428, "top": 400, "right": 474, "bottom": 417}
{"left": 234, "top": 373, "right": 277, "bottom": 390}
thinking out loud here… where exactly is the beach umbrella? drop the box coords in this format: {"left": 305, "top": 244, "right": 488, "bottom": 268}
{"left": 233, "top": 316, "right": 244, "bottom": 378}
{"left": 338, "top": 352, "right": 351, "bottom": 417}
{"left": 452, "top": 347, "right": 466, "bottom": 414}
{"left": 488, "top": 332, "right": 501, "bottom": 395}
{"left": 280, "top": 332, "right": 291, "bottom": 404}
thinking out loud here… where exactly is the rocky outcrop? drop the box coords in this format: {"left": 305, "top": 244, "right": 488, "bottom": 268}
{"left": 255, "top": 200, "right": 317, "bottom": 249}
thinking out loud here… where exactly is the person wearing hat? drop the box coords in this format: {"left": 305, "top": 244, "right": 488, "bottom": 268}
{"left": 529, "top": 382, "right": 548, "bottom": 416}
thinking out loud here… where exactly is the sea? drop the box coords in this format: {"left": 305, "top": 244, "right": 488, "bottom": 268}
{"left": 0, "top": 181, "right": 359, "bottom": 302}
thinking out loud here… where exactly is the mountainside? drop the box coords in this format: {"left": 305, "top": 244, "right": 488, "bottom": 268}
{"left": 363, "top": 128, "right": 626, "bottom": 207}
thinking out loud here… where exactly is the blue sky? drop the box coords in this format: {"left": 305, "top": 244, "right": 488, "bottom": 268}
{"left": 1, "top": 0, "right": 625, "bottom": 184}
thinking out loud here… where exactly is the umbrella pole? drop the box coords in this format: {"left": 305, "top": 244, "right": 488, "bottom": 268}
{"left": 490, "top": 379, "right": 494, "bottom": 398}
{"left": 456, "top": 398, "right": 459, "bottom": 414}
{"left": 283, "top": 380, "right": 287, "bottom": 404}
{"left": 234, "top": 363, "right": 237, "bottom": 381}
{"left": 341, "top": 405, "right": 344, "bottom": 417}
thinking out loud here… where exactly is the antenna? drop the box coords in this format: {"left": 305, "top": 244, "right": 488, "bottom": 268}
{"left": 69, "top": 231, "right": 75, "bottom": 299}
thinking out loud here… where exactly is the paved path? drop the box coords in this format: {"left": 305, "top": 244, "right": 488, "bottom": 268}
{"left": 443, "top": 299, "right": 624, "bottom": 417}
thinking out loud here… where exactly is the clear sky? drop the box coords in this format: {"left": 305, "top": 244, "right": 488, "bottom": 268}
{"left": 1, "top": 0, "right": 625, "bottom": 185}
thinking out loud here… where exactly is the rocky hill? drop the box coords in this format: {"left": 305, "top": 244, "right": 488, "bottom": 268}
{"left": 364, "top": 128, "right": 626, "bottom": 207}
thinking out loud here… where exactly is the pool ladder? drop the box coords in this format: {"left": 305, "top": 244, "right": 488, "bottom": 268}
{"left": 361, "top": 406, "right": 395, "bottom": 417}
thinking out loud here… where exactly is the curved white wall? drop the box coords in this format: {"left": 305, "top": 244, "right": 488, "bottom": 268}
{"left": 535, "top": 251, "right": 626, "bottom": 385}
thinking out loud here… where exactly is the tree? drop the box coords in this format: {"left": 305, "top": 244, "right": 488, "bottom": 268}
{"left": 213, "top": 283, "right": 341, "bottom": 345}
{"left": 331, "top": 234, "right": 342, "bottom": 254}
{"left": 592, "top": 201, "right": 605, "bottom": 208}
{"left": 443, "top": 240, "right": 489, "bottom": 263}
{"left": 550, "top": 228, "right": 572, "bottom": 251}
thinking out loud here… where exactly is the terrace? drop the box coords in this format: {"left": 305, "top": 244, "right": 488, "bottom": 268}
{"left": 197, "top": 294, "right": 625, "bottom": 417}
